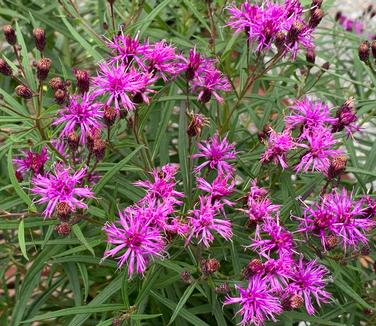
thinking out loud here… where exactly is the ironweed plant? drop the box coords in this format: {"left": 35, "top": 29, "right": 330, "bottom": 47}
{"left": 0, "top": 0, "right": 376, "bottom": 325}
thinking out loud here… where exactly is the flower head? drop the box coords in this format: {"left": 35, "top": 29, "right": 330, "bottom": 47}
{"left": 224, "top": 275, "right": 283, "bottom": 326}
{"left": 261, "top": 129, "right": 294, "bottom": 169}
{"left": 285, "top": 258, "right": 331, "bottom": 315}
{"left": 14, "top": 147, "right": 48, "bottom": 176}
{"left": 295, "top": 127, "right": 341, "bottom": 173}
{"left": 179, "top": 48, "right": 215, "bottom": 81}
{"left": 186, "top": 196, "right": 232, "bottom": 247}
{"left": 92, "top": 62, "right": 155, "bottom": 112}
{"left": 285, "top": 98, "right": 336, "bottom": 130}
{"left": 193, "top": 70, "right": 231, "bottom": 103}
{"left": 103, "top": 206, "right": 165, "bottom": 276}
{"left": 332, "top": 98, "right": 360, "bottom": 136}
{"left": 53, "top": 94, "right": 102, "bottom": 144}
{"left": 31, "top": 165, "right": 93, "bottom": 218}
{"left": 193, "top": 133, "right": 236, "bottom": 174}
{"left": 196, "top": 172, "right": 235, "bottom": 203}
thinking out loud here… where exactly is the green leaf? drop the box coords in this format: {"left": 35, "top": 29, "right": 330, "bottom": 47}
{"left": 18, "top": 219, "right": 29, "bottom": 261}
{"left": 93, "top": 145, "right": 143, "bottom": 195}
{"left": 72, "top": 224, "right": 95, "bottom": 257}
{"left": 168, "top": 282, "right": 197, "bottom": 325}
{"left": 22, "top": 304, "right": 125, "bottom": 323}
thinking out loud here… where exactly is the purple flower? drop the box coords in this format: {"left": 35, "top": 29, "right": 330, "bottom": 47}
{"left": 13, "top": 147, "right": 48, "bottom": 176}
{"left": 264, "top": 255, "right": 294, "bottom": 292}
{"left": 186, "top": 196, "right": 233, "bottom": 247}
{"left": 245, "top": 197, "right": 280, "bottom": 224}
{"left": 249, "top": 217, "right": 294, "bottom": 258}
{"left": 53, "top": 94, "right": 102, "bottom": 144}
{"left": 193, "top": 133, "right": 236, "bottom": 174}
{"left": 226, "top": 2, "right": 260, "bottom": 34}
{"left": 224, "top": 275, "right": 283, "bottom": 326}
{"left": 324, "top": 189, "right": 376, "bottom": 251}
{"left": 106, "top": 33, "right": 148, "bottom": 65}
{"left": 295, "top": 127, "right": 341, "bottom": 173}
{"left": 103, "top": 206, "right": 165, "bottom": 276}
{"left": 285, "top": 20, "right": 314, "bottom": 59}
{"left": 179, "top": 48, "right": 215, "bottom": 81}
{"left": 92, "top": 62, "right": 155, "bottom": 112}
{"left": 285, "top": 98, "right": 336, "bottom": 130}
{"left": 332, "top": 98, "right": 360, "bottom": 136}
{"left": 193, "top": 70, "right": 231, "bottom": 103}
{"left": 142, "top": 40, "right": 180, "bottom": 80}
{"left": 261, "top": 129, "right": 294, "bottom": 169}
{"left": 285, "top": 258, "right": 331, "bottom": 315}
{"left": 196, "top": 172, "right": 235, "bottom": 202}
{"left": 134, "top": 164, "right": 183, "bottom": 206}
{"left": 31, "top": 164, "right": 93, "bottom": 218}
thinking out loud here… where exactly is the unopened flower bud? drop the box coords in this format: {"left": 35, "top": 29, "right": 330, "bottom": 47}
{"left": 132, "top": 92, "right": 144, "bottom": 104}
{"left": 36, "top": 58, "right": 52, "bottom": 81}
{"left": 358, "top": 41, "right": 370, "bottom": 62}
{"left": 335, "top": 11, "right": 342, "bottom": 22}
{"left": 327, "top": 155, "right": 347, "bottom": 179}
{"left": 287, "top": 21, "right": 304, "bottom": 43}
{"left": 214, "top": 283, "right": 230, "bottom": 295}
{"left": 311, "top": 0, "right": 323, "bottom": 10}
{"left": 55, "top": 222, "right": 71, "bottom": 236}
{"left": 87, "top": 128, "right": 102, "bottom": 152}
{"left": 55, "top": 201, "right": 71, "bottom": 221}
{"left": 67, "top": 131, "right": 79, "bottom": 152}
{"left": 93, "top": 138, "right": 106, "bottom": 161}
{"left": 201, "top": 258, "right": 220, "bottom": 275}
{"left": 321, "top": 62, "right": 330, "bottom": 70}
{"left": 73, "top": 69, "right": 90, "bottom": 94}
{"left": 371, "top": 40, "right": 376, "bottom": 59}
{"left": 257, "top": 124, "right": 272, "bottom": 142}
{"left": 15, "top": 85, "right": 33, "bottom": 99}
{"left": 187, "top": 113, "right": 209, "bottom": 137}
{"left": 3, "top": 25, "right": 16, "bottom": 45}
{"left": 33, "top": 28, "right": 46, "bottom": 52}
{"left": 180, "top": 271, "right": 192, "bottom": 284}
{"left": 275, "top": 31, "right": 286, "bottom": 50}
{"left": 103, "top": 105, "right": 116, "bottom": 126}
{"left": 15, "top": 170, "right": 23, "bottom": 182}
{"left": 200, "top": 89, "right": 212, "bottom": 103}
{"left": 107, "top": 0, "right": 116, "bottom": 4}
{"left": 332, "top": 97, "right": 357, "bottom": 132}
{"left": 306, "top": 47, "right": 316, "bottom": 65}
{"left": 242, "top": 259, "right": 264, "bottom": 279}
{"left": 49, "top": 77, "right": 64, "bottom": 91}
{"left": 54, "top": 89, "right": 66, "bottom": 104}
{"left": 309, "top": 8, "right": 324, "bottom": 28}
{"left": 0, "top": 58, "right": 12, "bottom": 76}
{"left": 289, "top": 294, "right": 304, "bottom": 309}
{"left": 325, "top": 234, "right": 339, "bottom": 250}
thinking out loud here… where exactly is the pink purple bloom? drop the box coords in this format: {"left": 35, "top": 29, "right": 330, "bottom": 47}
{"left": 332, "top": 98, "right": 360, "bottom": 136}
{"left": 295, "top": 127, "right": 341, "bottom": 173}
{"left": 285, "top": 258, "right": 331, "bottom": 315}
{"left": 193, "top": 133, "right": 236, "bottom": 174}
{"left": 186, "top": 196, "right": 233, "bottom": 247}
{"left": 261, "top": 129, "right": 294, "bottom": 169}
{"left": 179, "top": 48, "right": 215, "bottom": 81}
{"left": 14, "top": 147, "right": 48, "bottom": 177}
{"left": 103, "top": 206, "right": 165, "bottom": 276}
{"left": 249, "top": 217, "right": 294, "bottom": 258}
{"left": 193, "top": 70, "right": 231, "bottom": 103}
{"left": 92, "top": 62, "right": 155, "bottom": 112}
{"left": 53, "top": 94, "right": 102, "bottom": 145}
{"left": 263, "top": 255, "right": 294, "bottom": 292}
{"left": 106, "top": 33, "right": 148, "bottom": 66}
{"left": 285, "top": 98, "right": 336, "bottom": 130}
{"left": 31, "top": 164, "right": 93, "bottom": 218}
{"left": 224, "top": 275, "right": 282, "bottom": 326}
{"left": 196, "top": 172, "right": 235, "bottom": 203}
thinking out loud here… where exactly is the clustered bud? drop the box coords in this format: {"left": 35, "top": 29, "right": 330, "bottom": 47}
{"left": 55, "top": 222, "right": 71, "bottom": 236}
{"left": 36, "top": 58, "right": 52, "bottom": 81}
{"left": 0, "top": 58, "right": 12, "bottom": 76}
{"left": 187, "top": 112, "right": 209, "bottom": 137}
{"left": 333, "top": 98, "right": 357, "bottom": 132}
{"left": 200, "top": 258, "right": 220, "bottom": 275}
{"left": 180, "top": 271, "right": 192, "bottom": 284}
{"left": 327, "top": 154, "right": 347, "bottom": 179}
{"left": 73, "top": 69, "right": 90, "bottom": 94}
{"left": 103, "top": 105, "right": 116, "bottom": 126}
{"left": 358, "top": 41, "right": 370, "bottom": 62}
{"left": 15, "top": 84, "right": 33, "bottom": 99}
{"left": 3, "top": 25, "right": 16, "bottom": 45}
{"left": 93, "top": 138, "right": 106, "bottom": 161}
{"left": 33, "top": 27, "right": 46, "bottom": 52}
{"left": 55, "top": 201, "right": 72, "bottom": 221}
{"left": 306, "top": 47, "right": 316, "bottom": 65}
{"left": 242, "top": 259, "right": 264, "bottom": 279}
{"left": 67, "top": 131, "right": 79, "bottom": 152}
{"left": 309, "top": 8, "right": 324, "bottom": 29}
{"left": 49, "top": 77, "right": 64, "bottom": 91}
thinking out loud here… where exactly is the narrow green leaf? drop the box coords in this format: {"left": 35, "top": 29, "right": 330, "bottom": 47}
{"left": 18, "top": 219, "right": 29, "bottom": 261}
{"left": 72, "top": 224, "right": 95, "bottom": 256}
{"left": 168, "top": 282, "right": 197, "bottom": 325}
